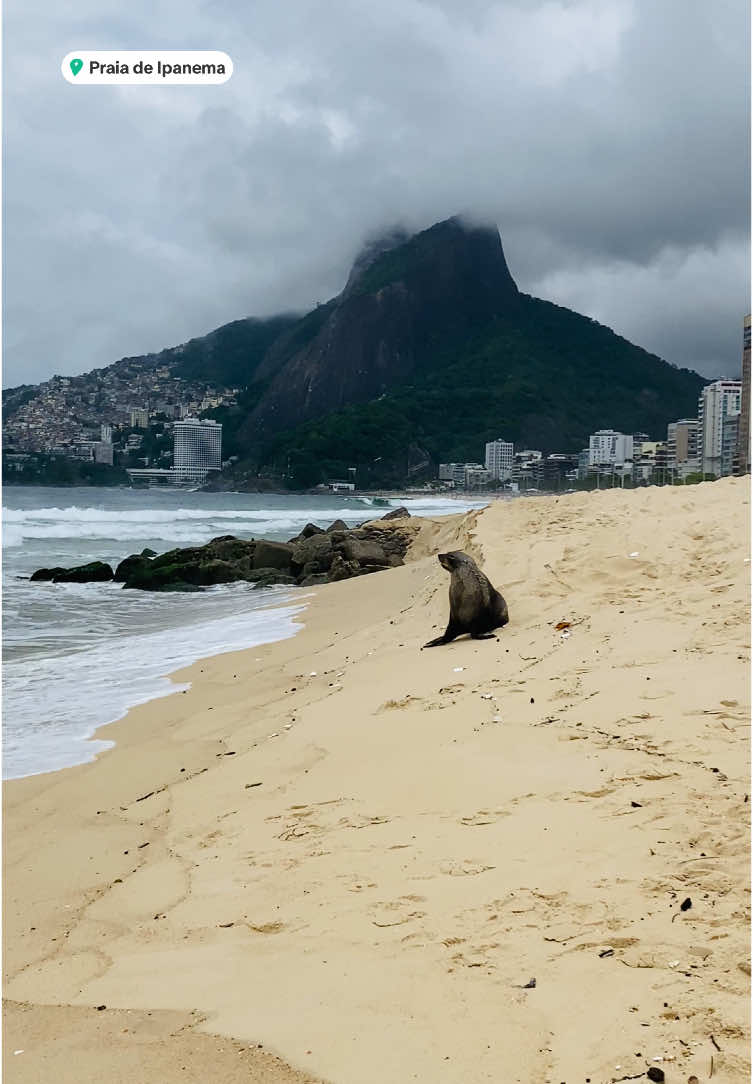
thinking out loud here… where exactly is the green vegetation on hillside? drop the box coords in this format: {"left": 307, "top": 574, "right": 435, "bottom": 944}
{"left": 255, "top": 294, "right": 703, "bottom": 488}
{"left": 170, "top": 314, "right": 299, "bottom": 388}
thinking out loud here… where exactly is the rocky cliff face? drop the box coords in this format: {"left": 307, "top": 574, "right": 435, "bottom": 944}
{"left": 240, "top": 217, "right": 520, "bottom": 447}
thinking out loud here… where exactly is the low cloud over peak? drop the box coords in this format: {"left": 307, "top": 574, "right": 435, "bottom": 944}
{"left": 4, "top": 0, "right": 749, "bottom": 386}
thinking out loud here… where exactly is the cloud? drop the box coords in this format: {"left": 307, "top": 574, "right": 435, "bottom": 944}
{"left": 3, "top": 0, "right": 749, "bottom": 387}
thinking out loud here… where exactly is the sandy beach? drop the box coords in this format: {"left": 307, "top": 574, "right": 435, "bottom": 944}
{"left": 4, "top": 479, "right": 750, "bottom": 1083}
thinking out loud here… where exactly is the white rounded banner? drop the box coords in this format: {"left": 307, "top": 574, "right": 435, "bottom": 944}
{"left": 61, "top": 51, "right": 233, "bottom": 85}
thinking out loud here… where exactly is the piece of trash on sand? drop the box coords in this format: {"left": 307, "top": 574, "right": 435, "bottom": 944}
{"left": 453, "top": 667, "right": 465, "bottom": 673}
{"left": 554, "top": 621, "right": 571, "bottom": 631}
{"left": 628, "top": 551, "right": 640, "bottom": 558}
{"left": 560, "top": 630, "right": 571, "bottom": 639}
{"left": 480, "top": 693, "right": 493, "bottom": 700}
{"left": 309, "top": 671, "right": 317, "bottom": 677}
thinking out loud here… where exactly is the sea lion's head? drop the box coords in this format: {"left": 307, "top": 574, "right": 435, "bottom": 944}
{"left": 437, "top": 551, "right": 471, "bottom": 572}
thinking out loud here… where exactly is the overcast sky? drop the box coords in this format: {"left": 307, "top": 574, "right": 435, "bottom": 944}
{"left": 4, "top": 0, "right": 750, "bottom": 388}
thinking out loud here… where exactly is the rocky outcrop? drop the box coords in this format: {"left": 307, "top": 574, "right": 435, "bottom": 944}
{"left": 31, "top": 561, "right": 114, "bottom": 583}
{"left": 32, "top": 520, "right": 414, "bottom": 593}
{"left": 29, "top": 567, "right": 68, "bottom": 582}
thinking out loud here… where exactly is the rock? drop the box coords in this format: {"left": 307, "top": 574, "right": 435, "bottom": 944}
{"left": 326, "top": 519, "right": 348, "bottom": 532}
{"left": 381, "top": 506, "right": 411, "bottom": 519}
{"left": 646, "top": 1068, "right": 665, "bottom": 1083}
{"left": 52, "top": 561, "right": 114, "bottom": 583}
{"left": 328, "top": 554, "right": 360, "bottom": 581}
{"left": 251, "top": 572, "right": 298, "bottom": 589}
{"left": 203, "top": 536, "right": 256, "bottom": 562}
{"left": 123, "top": 558, "right": 238, "bottom": 590}
{"left": 252, "top": 540, "right": 294, "bottom": 571}
{"left": 298, "top": 573, "right": 331, "bottom": 587}
{"left": 301, "top": 522, "right": 326, "bottom": 539}
{"left": 340, "top": 536, "right": 389, "bottom": 567}
{"left": 291, "top": 533, "right": 334, "bottom": 574}
{"left": 114, "top": 554, "right": 152, "bottom": 582}
{"left": 680, "top": 897, "right": 692, "bottom": 911}
{"left": 140, "top": 548, "right": 157, "bottom": 558}
{"left": 30, "top": 567, "right": 68, "bottom": 582}
{"left": 244, "top": 567, "right": 287, "bottom": 582}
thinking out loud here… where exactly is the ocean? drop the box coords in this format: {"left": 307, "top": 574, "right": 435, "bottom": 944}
{"left": 2, "top": 486, "right": 487, "bottom": 780}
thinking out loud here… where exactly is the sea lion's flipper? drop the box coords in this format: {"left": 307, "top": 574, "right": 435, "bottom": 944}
{"left": 422, "top": 621, "right": 461, "bottom": 648}
{"left": 471, "top": 631, "right": 497, "bottom": 640}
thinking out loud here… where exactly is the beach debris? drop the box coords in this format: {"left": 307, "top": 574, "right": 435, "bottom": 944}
{"left": 453, "top": 667, "right": 465, "bottom": 672}
{"left": 628, "top": 552, "right": 640, "bottom": 558}
{"left": 218, "top": 922, "right": 234, "bottom": 928}
{"left": 631, "top": 801, "right": 643, "bottom": 808}
{"left": 514, "top": 976, "right": 536, "bottom": 989}
{"left": 560, "top": 630, "right": 571, "bottom": 639}
{"left": 245, "top": 782, "right": 263, "bottom": 788}
{"left": 668, "top": 960, "right": 680, "bottom": 968}
{"left": 599, "top": 948, "right": 615, "bottom": 958}
{"left": 480, "top": 693, "right": 493, "bottom": 700}
{"left": 96, "top": 1005, "right": 107, "bottom": 1011}
{"left": 530, "top": 697, "right": 534, "bottom": 704}
{"left": 680, "top": 897, "right": 692, "bottom": 911}
{"left": 688, "top": 1077, "right": 699, "bottom": 1084}
{"left": 13, "top": 1050, "right": 24, "bottom": 1055}
{"left": 554, "top": 621, "right": 571, "bottom": 631}
{"left": 137, "top": 841, "right": 150, "bottom": 849}
{"left": 646, "top": 1069, "right": 665, "bottom": 1082}
{"left": 710, "top": 1035, "right": 721, "bottom": 1051}
{"left": 309, "top": 671, "right": 317, "bottom": 677}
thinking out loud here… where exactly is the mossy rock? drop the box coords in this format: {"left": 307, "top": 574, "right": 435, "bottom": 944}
{"left": 52, "top": 561, "right": 114, "bottom": 583}
{"left": 30, "top": 567, "right": 68, "bottom": 582}
{"left": 114, "top": 554, "right": 153, "bottom": 582}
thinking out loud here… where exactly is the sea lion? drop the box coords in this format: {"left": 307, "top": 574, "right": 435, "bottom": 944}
{"left": 423, "top": 550, "right": 508, "bottom": 648}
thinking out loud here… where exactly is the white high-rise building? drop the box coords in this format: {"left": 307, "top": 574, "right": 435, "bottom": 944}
{"left": 588, "top": 429, "right": 634, "bottom": 467}
{"left": 485, "top": 439, "right": 514, "bottom": 481}
{"left": 698, "top": 380, "right": 742, "bottom": 478}
{"left": 100, "top": 423, "right": 113, "bottom": 443}
{"left": 173, "top": 417, "right": 222, "bottom": 480}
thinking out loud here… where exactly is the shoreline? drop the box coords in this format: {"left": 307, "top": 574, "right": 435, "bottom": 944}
{"left": 2, "top": 587, "right": 309, "bottom": 783}
{"left": 4, "top": 483, "right": 750, "bottom": 1083}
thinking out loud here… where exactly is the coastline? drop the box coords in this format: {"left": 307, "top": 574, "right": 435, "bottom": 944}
{"left": 4, "top": 482, "right": 750, "bottom": 1083}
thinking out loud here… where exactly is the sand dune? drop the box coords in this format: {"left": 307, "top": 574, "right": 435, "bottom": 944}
{"left": 4, "top": 479, "right": 750, "bottom": 1083}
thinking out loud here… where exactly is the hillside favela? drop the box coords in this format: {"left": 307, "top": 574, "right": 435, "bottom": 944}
{"left": 3, "top": 219, "right": 751, "bottom": 493}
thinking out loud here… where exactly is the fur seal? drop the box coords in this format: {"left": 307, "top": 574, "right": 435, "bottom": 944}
{"left": 423, "top": 550, "right": 508, "bottom": 648}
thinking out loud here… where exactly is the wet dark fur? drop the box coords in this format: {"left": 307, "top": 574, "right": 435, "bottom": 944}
{"left": 423, "top": 550, "right": 509, "bottom": 648}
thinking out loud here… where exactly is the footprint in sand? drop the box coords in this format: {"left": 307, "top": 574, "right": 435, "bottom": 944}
{"left": 460, "top": 810, "right": 511, "bottom": 826}
{"left": 440, "top": 860, "right": 496, "bottom": 877}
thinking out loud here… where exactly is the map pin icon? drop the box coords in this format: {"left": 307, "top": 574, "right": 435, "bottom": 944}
{"left": 70, "top": 58, "right": 83, "bottom": 76}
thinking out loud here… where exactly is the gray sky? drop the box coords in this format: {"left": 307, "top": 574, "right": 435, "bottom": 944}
{"left": 4, "top": 0, "right": 750, "bottom": 388}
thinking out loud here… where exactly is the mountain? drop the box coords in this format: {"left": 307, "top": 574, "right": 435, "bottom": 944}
{"left": 5, "top": 215, "right": 706, "bottom": 488}
{"left": 224, "top": 215, "right": 704, "bottom": 485}
{"left": 236, "top": 217, "right": 522, "bottom": 451}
